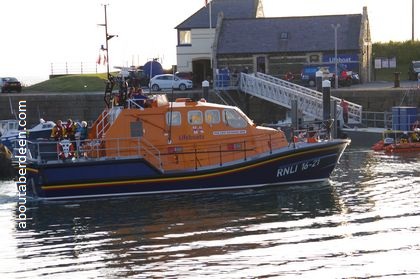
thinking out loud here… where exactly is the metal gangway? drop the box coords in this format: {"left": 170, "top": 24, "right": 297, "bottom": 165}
{"left": 238, "top": 72, "right": 362, "bottom": 124}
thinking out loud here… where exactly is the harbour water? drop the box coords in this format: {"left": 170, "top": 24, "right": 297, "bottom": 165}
{"left": 0, "top": 148, "right": 419, "bottom": 278}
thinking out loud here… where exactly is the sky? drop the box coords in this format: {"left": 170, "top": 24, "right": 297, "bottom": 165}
{"left": 0, "top": 0, "right": 419, "bottom": 85}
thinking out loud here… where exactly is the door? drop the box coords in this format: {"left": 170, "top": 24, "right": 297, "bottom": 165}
{"left": 256, "top": 56, "right": 266, "bottom": 73}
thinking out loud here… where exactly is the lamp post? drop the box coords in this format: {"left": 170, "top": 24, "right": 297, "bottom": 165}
{"left": 331, "top": 23, "right": 341, "bottom": 89}
{"left": 412, "top": 0, "right": 415, "bottom": 41}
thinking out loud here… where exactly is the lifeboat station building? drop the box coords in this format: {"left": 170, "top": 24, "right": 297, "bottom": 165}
{"left": 175, "top": 0, "right": 372, "bottom": 85}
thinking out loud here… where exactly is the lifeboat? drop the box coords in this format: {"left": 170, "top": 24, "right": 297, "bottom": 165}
{"left": 19, "top": 74, "right": 351, "bottom": 200}
{"left": 383, "top": 142, "right": 420, "bottom": 153}
{"left": 372, "top": 129, "right": 420, "bottom": 153}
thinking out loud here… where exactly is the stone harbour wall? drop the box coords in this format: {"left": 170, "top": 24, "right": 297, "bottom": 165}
{"left": 1, "top": 88, "right": 419, "bottom": 127}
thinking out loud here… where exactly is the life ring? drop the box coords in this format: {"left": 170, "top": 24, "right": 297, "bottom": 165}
{"left": 57, "top": 139, "right": 75, "bottom": 160}
{"left": 285, "top": 72, "right": 294, "bottom": 81}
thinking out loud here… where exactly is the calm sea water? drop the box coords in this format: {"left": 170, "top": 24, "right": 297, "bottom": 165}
{"left": 0, "top": 148, "right": 419, "bottom": 278}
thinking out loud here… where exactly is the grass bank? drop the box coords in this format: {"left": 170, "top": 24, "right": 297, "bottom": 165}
{"left": 25, "top": 73, "right": 110, "bottom": 92}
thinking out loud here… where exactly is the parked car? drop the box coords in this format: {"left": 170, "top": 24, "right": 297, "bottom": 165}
{"left": 0, "top": 77, "right": 22, "bottom": 93}
{"left": 150, "top": 74, "right": 193, "bottom": 91}
{"left": 301, "top": 64, "right": 354, "bottom": 87}
{"left": 408, "top": 60, "right": 420, "bottom": 80}
{"left": 175, "top": 71, "right": 193, "bottom": 81}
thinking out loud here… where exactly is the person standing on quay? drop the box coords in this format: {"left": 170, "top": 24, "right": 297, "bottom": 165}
{"left": 340, "top": 99, "right": 349, "bottom": 125}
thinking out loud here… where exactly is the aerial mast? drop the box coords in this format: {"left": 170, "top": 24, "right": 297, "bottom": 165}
{"left": 98, "top": 4, "right": 117, "bottom": 107}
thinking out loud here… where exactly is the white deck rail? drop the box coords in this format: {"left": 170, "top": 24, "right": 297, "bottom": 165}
{"left": 96, "top": 106, "right": 123, "bottom": 138}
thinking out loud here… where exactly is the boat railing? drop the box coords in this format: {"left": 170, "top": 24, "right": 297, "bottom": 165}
{"left": 156, "top": 133, "right": 283, "bottom": 170}
{"left": 126, "top": 98, "right": 145, "bottom": 110}
{"left": 138, "top": 137, "right": 163, "bottom": 171}
{"left": 96, "top": 107, "right": 123, "bottom": 138}
{"left": 24, "top": 130, "right": 328, "bottom": 171}
{"left": 25, "top": 137, "right": 163, "bottom": 171}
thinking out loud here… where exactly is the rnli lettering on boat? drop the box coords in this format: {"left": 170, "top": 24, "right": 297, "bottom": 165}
{"left": 276, "top": 158, "right": 321, "bottom": 177}
{"left": 213, "top": 130, "right": 247, "bottom": 136}
{"left": 276, "top": 164, "right": 299, "bottom": 177}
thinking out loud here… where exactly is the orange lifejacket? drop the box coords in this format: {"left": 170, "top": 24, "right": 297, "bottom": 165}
{"left": 51, "top": 125, "right": 65, "bottom": 141}
{"left": 307, "top": 137, "right": 317, "bottom": 143}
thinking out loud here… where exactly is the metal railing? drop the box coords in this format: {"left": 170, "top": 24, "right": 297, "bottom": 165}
{"left": 360, "top": 111, "right": 420, "bottom": 130}
{"left": 95, "top": 106, "right": 123, "bottom": 138}
{"left": 25, "top": 137, "right": 163, "bottom": 171}
{"left": 361, "top": 111, "right": 392, "bottom": 129}
{"left": 50, "top": 62, "right": 101, "bottom": 76}
{"left": 239, "top": 72, "right": 363, "bottom": 124}
{"left": 23, "top": 132, "right": 292, "bottom": 172}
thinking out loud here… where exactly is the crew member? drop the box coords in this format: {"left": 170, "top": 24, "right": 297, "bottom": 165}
{"left": 75, "top": 121, "right": 88, "bottom": 157}
{"left": 50, "top": 120, "right": 65, "bottom": 141}
{"left": 65, "top": 119, "right": 77, "bottom": 141}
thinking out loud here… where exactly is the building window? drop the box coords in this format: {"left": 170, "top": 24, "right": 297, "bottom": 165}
{"left": 179, "top": 30, "right": 191, "bottom": 45}
{"left": 280, "top": 32, "right": 289, "bottom": 39}
{"left": 309, "top": 54, "right": 320, "bottom": 62}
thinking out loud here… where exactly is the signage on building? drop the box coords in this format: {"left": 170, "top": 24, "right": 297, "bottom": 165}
{"left": 374, "top": 57, "right": 396, "bottom": 69}
{"left": 322, "top": 54, "right": 359, "bottom": 71}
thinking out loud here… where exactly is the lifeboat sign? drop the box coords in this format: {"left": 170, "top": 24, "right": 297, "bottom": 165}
{"left": 276, "top": 158, "right": 320, "bottom": 177}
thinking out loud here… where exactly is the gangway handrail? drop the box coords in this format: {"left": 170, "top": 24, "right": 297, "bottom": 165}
{"left": 239, "top": 72, "right": 362, "bottom": 123}
{"left": 256, "top": 72, "right": 363, "bottom": 123}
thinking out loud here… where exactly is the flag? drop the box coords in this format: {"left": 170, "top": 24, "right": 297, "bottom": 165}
{"left": 96, "top": 54, "right": 101, "bottom": 65}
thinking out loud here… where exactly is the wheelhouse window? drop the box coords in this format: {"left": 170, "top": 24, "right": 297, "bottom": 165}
{"left": 166, "top": 111, "right": 181, "bottom": 126}
{"left": 178, "top": 30, "right": 191, "bottom": 45}
{"left": 205, "top": 110, "right": 220, "bottom": 125}
{"left": 223, "top": 109, "right": 247, "bottom": 128}
{"left": 188, "top": 110, "right": 203, "bottom": 125}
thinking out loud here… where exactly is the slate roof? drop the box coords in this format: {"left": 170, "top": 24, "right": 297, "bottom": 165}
{"left": 175, "top": 0, "right": 259, "bottom": 29}
{"left": 217, "top": 14, "right": 362, "bottom": 54}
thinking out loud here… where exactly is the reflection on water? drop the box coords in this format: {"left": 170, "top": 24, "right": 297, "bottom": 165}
{"left": 1, "top": 149, "right": 419, "bottom": 278}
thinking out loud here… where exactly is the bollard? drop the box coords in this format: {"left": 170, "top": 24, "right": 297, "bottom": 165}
{"left": 417, "top": 73, "right": 420, "bottom": 89}
{"left": 393, "top": 72, "right": 400, "bottom": 88}
{"left": 322, "top": 80, "right": 331, "bottom": 121}
{"left": 316, "top": 70, "right": 323, "bottom": 92}
{"left": 330, "top": 99, "right": 338, "bottom": 139}
{"left": 202, "top": 80, "right": 209, "bottom": 100}
{"left": 291, "top": 99, "right": 299, "bottom": 130}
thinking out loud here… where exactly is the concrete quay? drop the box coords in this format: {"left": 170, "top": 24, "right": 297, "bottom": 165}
{"left": 332, "top": 80, "right": 420, "bottom": 112}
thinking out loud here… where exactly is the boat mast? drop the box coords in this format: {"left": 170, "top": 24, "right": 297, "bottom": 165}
{"left": 99, "top": 4, "right": 117, "bottom": 108}
{"left": 104, "top": 5, "right": 110, "bottom": 77}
